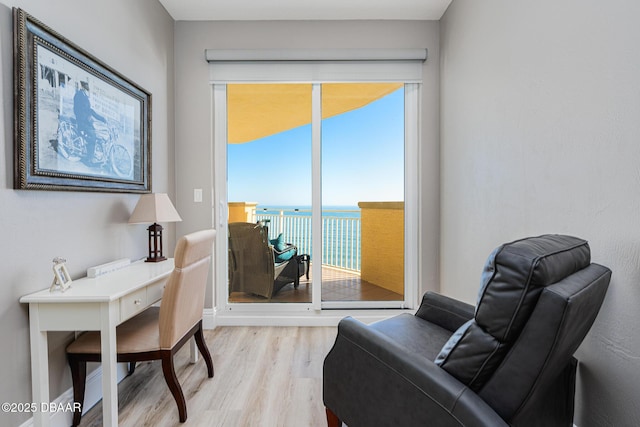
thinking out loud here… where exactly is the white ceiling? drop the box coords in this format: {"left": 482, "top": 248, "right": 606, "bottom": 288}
{"left": 158, "top": 0, "right": 453, "bottom": 21}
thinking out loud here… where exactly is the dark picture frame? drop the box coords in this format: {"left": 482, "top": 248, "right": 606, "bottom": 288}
{"left": 13, "top": 8, "right": 151, "bottom": 193}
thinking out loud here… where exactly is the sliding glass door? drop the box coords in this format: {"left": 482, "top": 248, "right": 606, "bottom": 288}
{"left": 216, "top": 82, "right": 417, "bottom": 312}
{"left": 226, "top": 84, "right": 313, "bottom": 304}
{"left": 320, "top": 83, "right": 405, "bottom": 305}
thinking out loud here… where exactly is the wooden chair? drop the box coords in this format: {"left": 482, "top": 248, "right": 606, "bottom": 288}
{"left": 66, "top": 229, "right": 216, "bottom": 426}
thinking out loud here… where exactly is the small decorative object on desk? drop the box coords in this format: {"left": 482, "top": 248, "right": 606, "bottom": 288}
{"left": 50, "top": 257, "right": 72, "bottom": 292}
{"left": 129, "top": 193, "right": 182, "bottom": 262}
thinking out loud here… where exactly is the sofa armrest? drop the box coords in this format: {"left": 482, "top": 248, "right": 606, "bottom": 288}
{"left": 415, "top": 291, "right": 475, "bottom": 332}
{"left": 323, "top": 317, "right": 508, "bottom": 427}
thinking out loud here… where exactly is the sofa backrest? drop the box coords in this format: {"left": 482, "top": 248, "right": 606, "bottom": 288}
{"left": 434, "top": 235, "right": 592, "bottom": 391}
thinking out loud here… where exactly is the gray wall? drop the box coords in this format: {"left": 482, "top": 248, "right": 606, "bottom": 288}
{"left": 174, "top": 20, "right": 442, "bottom": 307}
{"left": 6, "top": 1, "right": 634, "bottom": 424}
{"left": 0, "top": 0, "right": 174, "bottom": 425}
{"left": 440, "top": 0, "right": 640, "bottom": 425}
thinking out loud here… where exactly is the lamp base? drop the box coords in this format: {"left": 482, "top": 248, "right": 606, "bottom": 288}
{"left": 146, "top": 223, "right": 167, "bottom": 263}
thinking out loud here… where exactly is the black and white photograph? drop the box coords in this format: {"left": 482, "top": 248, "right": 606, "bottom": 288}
{"left": 14, "top": 9, "right": 151, "bottom": 192}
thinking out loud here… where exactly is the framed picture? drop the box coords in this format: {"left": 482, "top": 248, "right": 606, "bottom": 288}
{"left": 51, "top": 262, "right": 72, "bottom": 292}
{"left": 13, "top": 8, "right": 151, "bottom": 193}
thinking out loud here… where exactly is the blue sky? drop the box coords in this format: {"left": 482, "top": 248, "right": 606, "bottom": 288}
{"left": 228, "top": 87, "right": 404, "bottom": 207}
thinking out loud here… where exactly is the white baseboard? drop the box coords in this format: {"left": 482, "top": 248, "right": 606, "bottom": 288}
{"left": 202, "top": 308, "right": 216, "bottom": 329}
{"left": 17, "top": 387, "right": 73, "bottom": 427}
{"left": 213, "top": 309, "right": 410, "bottom": 326}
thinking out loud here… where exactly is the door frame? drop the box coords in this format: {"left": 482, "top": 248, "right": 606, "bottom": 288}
{"left": 212, "top": 82, "right": 422, "bottom": 323}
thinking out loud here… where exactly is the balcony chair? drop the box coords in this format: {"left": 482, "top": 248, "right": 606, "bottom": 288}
{"left": 323, "top": 234, "right": 611, "bottom": 427}
{"left": 66, "top": 229, "right": 216, "bottom": 426}
{"left": 228, "top": 222, "right": 302, "bottom": 299}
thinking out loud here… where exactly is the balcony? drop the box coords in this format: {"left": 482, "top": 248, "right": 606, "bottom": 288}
{"left": 228, "top": 202, "right": 404, "bottom": 303}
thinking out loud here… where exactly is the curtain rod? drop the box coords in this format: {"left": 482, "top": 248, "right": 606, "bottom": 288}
{"left": 205, "top": 48, "right": 428, "bottom": 63}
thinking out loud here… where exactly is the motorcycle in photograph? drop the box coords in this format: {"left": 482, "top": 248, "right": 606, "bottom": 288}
{"left": 55, "top": 116, "right": 133, "bottom": 178}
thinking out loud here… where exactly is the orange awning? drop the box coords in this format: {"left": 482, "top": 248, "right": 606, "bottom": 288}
{"left": 227, "top": 83, "right": 403, "bottom": 144}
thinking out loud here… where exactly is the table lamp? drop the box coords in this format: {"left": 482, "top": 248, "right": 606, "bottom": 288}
{"left": 129, "top": 193, "right": 182, "bottom": 262}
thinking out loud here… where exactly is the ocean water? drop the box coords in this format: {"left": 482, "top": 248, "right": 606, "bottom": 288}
{"left": 257, "top": 206, "right": 360, "bottom": 217}
{"left": 255, "top": 206, "right": 361, "bottom": 271}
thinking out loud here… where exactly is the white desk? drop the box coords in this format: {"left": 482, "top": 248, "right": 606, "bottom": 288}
{"left": 20, "top": 259, "right": 175, "bottom": 427}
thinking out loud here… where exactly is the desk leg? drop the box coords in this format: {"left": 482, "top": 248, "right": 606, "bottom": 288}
{"left": 29, "top": 304, "right": 50, "bottom": 427}
{"left": 100, "top": 302, "right": 118, "bottom": 427}
{"left": 189, "top": 337, "right": 199, "bottom": 364}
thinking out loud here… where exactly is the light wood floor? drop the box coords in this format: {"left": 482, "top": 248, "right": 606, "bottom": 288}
{"left": 229, "top": 264, "right": 403, "bottom": 303}
{"left": 78, "top": 326, "right": 338, "bottom": 427}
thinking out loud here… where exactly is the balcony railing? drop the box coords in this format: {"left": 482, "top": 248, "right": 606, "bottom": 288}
{"left": 254, "top": 208, "right": 361, "bottom": 272}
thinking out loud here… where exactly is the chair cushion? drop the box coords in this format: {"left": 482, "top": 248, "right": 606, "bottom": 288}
{"left": 67, "top": 307, "right": 161, "bottom": 355}
{"left": 271, "top": 233, "right": 297, "bottom": 262}
{"left": 275, "top": 247, "right": 296, "bottom": 263}
{"left": 270, "top": 233, "right": 288, "bottom": 251}
{"left": 435, "top": 235, "right": 590, "bottom": 391}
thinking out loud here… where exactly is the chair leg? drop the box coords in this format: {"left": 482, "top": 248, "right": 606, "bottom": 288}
{"left": 161, "top": 351, "right": 187, "bottom": 422}
{"left": 128, "top": 362, "right": 136, "bottom": 376}
{"left": 68, "top": 356, "right": 87, "bottom": 427}
{"left": 194, "top": 325, "right": 214, "bottom": 378}
{"left": 326, "top": 407, "right": 341, "bottom": 427}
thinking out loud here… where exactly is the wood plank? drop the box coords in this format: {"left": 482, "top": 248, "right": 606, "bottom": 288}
{"left": 78, "top": 327, "right": 337, "bottom": 427}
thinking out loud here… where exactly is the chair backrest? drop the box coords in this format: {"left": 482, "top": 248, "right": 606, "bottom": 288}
{"left": 228, "top": 222, "right": 274, "bottom": 295}
{"left": 159, "top": 229, "right": 216, "bottom": 349}
{"left": 435, "top": 235, "right": 610, "bottom": 400}
{"left": 479, "top": 262, "right": 611, "bottom": 423}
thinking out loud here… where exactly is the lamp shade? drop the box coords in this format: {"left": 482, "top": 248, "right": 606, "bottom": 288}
{"left": 128, "top": 193, "right": 182, "bottom": 224}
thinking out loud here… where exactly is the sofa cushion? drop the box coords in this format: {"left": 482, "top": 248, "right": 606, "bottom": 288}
{"left": 435, "top": 235, "right": 590, "bottom": 391}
